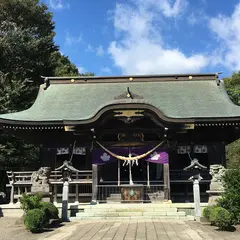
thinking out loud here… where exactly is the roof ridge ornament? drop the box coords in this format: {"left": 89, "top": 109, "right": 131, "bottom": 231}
{"left": 55, "top": 160, "right": 81, "bottom": 181}
{"left": 114, "top": 87, "right": 143, "bottom": 100}
{"left": 183, "top": 158, "right": 207, "bottom": 171}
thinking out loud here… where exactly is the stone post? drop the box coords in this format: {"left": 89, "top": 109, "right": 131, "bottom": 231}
{"left": 10, "top": 185, "right": 14, "bottom": 204}
{"left": 62, "top": 181, "right": 69, "bottom": 221}
{"left": 190, "top": 175, "right": 202, "bottom": 220}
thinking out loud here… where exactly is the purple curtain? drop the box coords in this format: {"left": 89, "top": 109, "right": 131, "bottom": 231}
{"left": 92, "top": 146, "right": 168, "bottom": 165}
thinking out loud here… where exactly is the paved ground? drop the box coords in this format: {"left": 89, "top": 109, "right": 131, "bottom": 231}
{"left": 0, "top": 217, "right": 50, "bottom": 240}
{"left": 40, "top": 219, "right": 240, "bottom": 240}
{"left": 1, "top": 218, "right": 240, "bottom": 240}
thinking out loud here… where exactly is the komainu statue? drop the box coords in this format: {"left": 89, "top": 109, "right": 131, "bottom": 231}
{"left": 31, "top": 167, "right": 51, "bottom": 196}
{"left": 209, "top": 164, "right": 226, "bottom": 190}
{"left": 207, "top": 164, "right": 226, "bottom": 205}
{"left": 31, "top": 167, "right": 51, "bottom": 185}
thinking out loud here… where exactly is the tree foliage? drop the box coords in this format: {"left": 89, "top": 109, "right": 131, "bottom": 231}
{"left": 0, "top": 0, "right": 93, "bottom": 191}
{"left": 223, "top": 71, "right": 240, "bottom": 106}
{"left": 217, "top": 169, "right": 240, "bottom": 224}
{"left": 223, "top": 71, "right": 240, "bottom": 168}
{"left": 226, "top": 138, "right": 240, "bottom": 169}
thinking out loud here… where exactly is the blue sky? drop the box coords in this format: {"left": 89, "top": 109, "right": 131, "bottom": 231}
{"left": 42, "top": 0, "right": 240, "bottom": 78}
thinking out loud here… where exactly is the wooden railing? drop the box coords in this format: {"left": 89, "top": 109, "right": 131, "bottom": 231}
{"left": 170, "top": 169, "right": 211, "bottom": 182}
{"left": 6, "top": 170, "right": 93, "bottom": 204}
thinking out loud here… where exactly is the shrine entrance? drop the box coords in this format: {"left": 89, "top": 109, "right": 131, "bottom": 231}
{"left": 120, "top": 159, "right": 144, "bottom": 182}
{"left": 90, "top": 109, "right": 170, "bottom": 203}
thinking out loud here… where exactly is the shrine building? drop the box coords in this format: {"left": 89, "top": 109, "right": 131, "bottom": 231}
{"left": 1, "top": 73, "right": 240, "bottom": 204}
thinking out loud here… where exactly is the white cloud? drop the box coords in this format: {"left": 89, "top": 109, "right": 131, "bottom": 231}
{"left": 49, "top": 0, "right": 70, "bottom": 10}
{"left": 101, "top": 67, "right": 112, "bottom": 73}
{"left": 86, "top": 44, "right": 94, "bottom": 52}
{"left": 108, "top": 0, "right": 209, "bottom": 75}
{"left": 187, "top": 13, "right": 197, "bottom": 25}
{"left": 64, "top": 32, "right": 82, "bottom": 46}
{"left": 86, "top": 44, "right": 104, "bottom": 56}
{"left": 209, "top": 3, "right": 240, "bottom": 70}
{"left": 96, "top": 45, "right": 104, "bottom": 56}
{"left": 187, "top": 11, "right": 209, "bottom": 26}
{"left": 77, "top": 66, "right": 86, "bottom": 74}
{"left": 148, "top": 0, "right": 188, "bottom": 17}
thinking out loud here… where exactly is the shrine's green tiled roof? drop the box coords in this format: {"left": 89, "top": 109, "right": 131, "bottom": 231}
{"left": 1, "top": 73, "right": 240, "bottom": 125}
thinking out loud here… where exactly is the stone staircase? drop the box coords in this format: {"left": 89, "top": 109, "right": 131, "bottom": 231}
{"left": 73, "top": 203, "right": 195, "bottom": 220}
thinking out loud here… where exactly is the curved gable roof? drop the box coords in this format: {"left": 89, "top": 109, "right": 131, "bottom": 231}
{"left": 1, "top": 74, "right": 240, "bottom": 125}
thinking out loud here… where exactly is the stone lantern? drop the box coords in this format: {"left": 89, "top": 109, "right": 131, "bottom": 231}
{"left": 184, "top": 158, "right": 207, "bottom": 220}
{"left": 55, "top": 160, "right": 80, "bottom": 221}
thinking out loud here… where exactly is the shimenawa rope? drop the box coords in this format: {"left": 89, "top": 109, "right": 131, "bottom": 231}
{"left": 96, "top": 141, "right": 165, "bottom": 161}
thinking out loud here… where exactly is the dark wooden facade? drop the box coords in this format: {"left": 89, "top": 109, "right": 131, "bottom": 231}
{"left": 1, "top": 73, "right": 240, "bottom": 203}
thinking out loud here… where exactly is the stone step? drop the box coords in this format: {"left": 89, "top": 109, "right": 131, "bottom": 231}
{"left": 107, "top": 194, "right": 121, "bottom": 197}
{"left": 71, "top": 215, "right": 195, "bottom": 221}
{"left": 84, "top": 207, "right": 178, "bottom": 212}
{"left": 82, "top": 204, "right": 173, "bottom": 209}
{"left": 76, "top": 211, "right": 186, "bottom": 218}
{"left": 106, "top": 198, "right": 121, "bottom": 201}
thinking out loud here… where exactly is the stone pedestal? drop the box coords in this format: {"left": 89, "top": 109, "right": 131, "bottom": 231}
{"left": 207, "top": 190, "right": 224, "bottom": 205}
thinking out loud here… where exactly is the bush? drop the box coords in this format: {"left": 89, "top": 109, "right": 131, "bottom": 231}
{"left": 20, "top": 193, "right": 42, "bottom": 212}
{"left": 209, "top": 207, "right": 233, "bottom": 230}
{"left": 40, "top": 202, "right": 59, "bottom": 220}
{"left": 24, "top": 209, "right": 46, "bottom": 233}
{"left": 217, "top": 169, "right": 240, "bottom": 224}
{"left": 203, "top": 205, "right": 218, "bottom": 220}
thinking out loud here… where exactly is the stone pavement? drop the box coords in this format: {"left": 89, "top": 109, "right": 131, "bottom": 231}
{"left": 39, "top": 219, "right": 240, "bottom": 240}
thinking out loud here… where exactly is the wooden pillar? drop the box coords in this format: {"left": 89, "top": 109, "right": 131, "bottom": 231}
{"left": 91, "top": 164, "right": 98, "bottom": 203}
{"left": 118, "top": 160, "right": 120, "bottom": 186}
{"left": 164, "top": 164, "right": 170, "bottom": 200}
{"left": 147, "top": 161, "right": 150, "bottom": 187}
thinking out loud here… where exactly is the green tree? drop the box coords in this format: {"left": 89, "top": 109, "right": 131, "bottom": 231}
{"left": 226, "top": 138, "right": 240, "bottom": 169}
{"left": 51, "top": 52, "right": 79, "bottom": 77}
{"left": 50, "top": 52, "right": 94, "bottom": 76}
{"left": 218, "top": 169, "right": 240, "bottom": 224}
{"left": 0, "top": 0, "right": 57, "bottom": 109}
{"left": 0, "top": 0, "right": 93, "bottom": 191}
